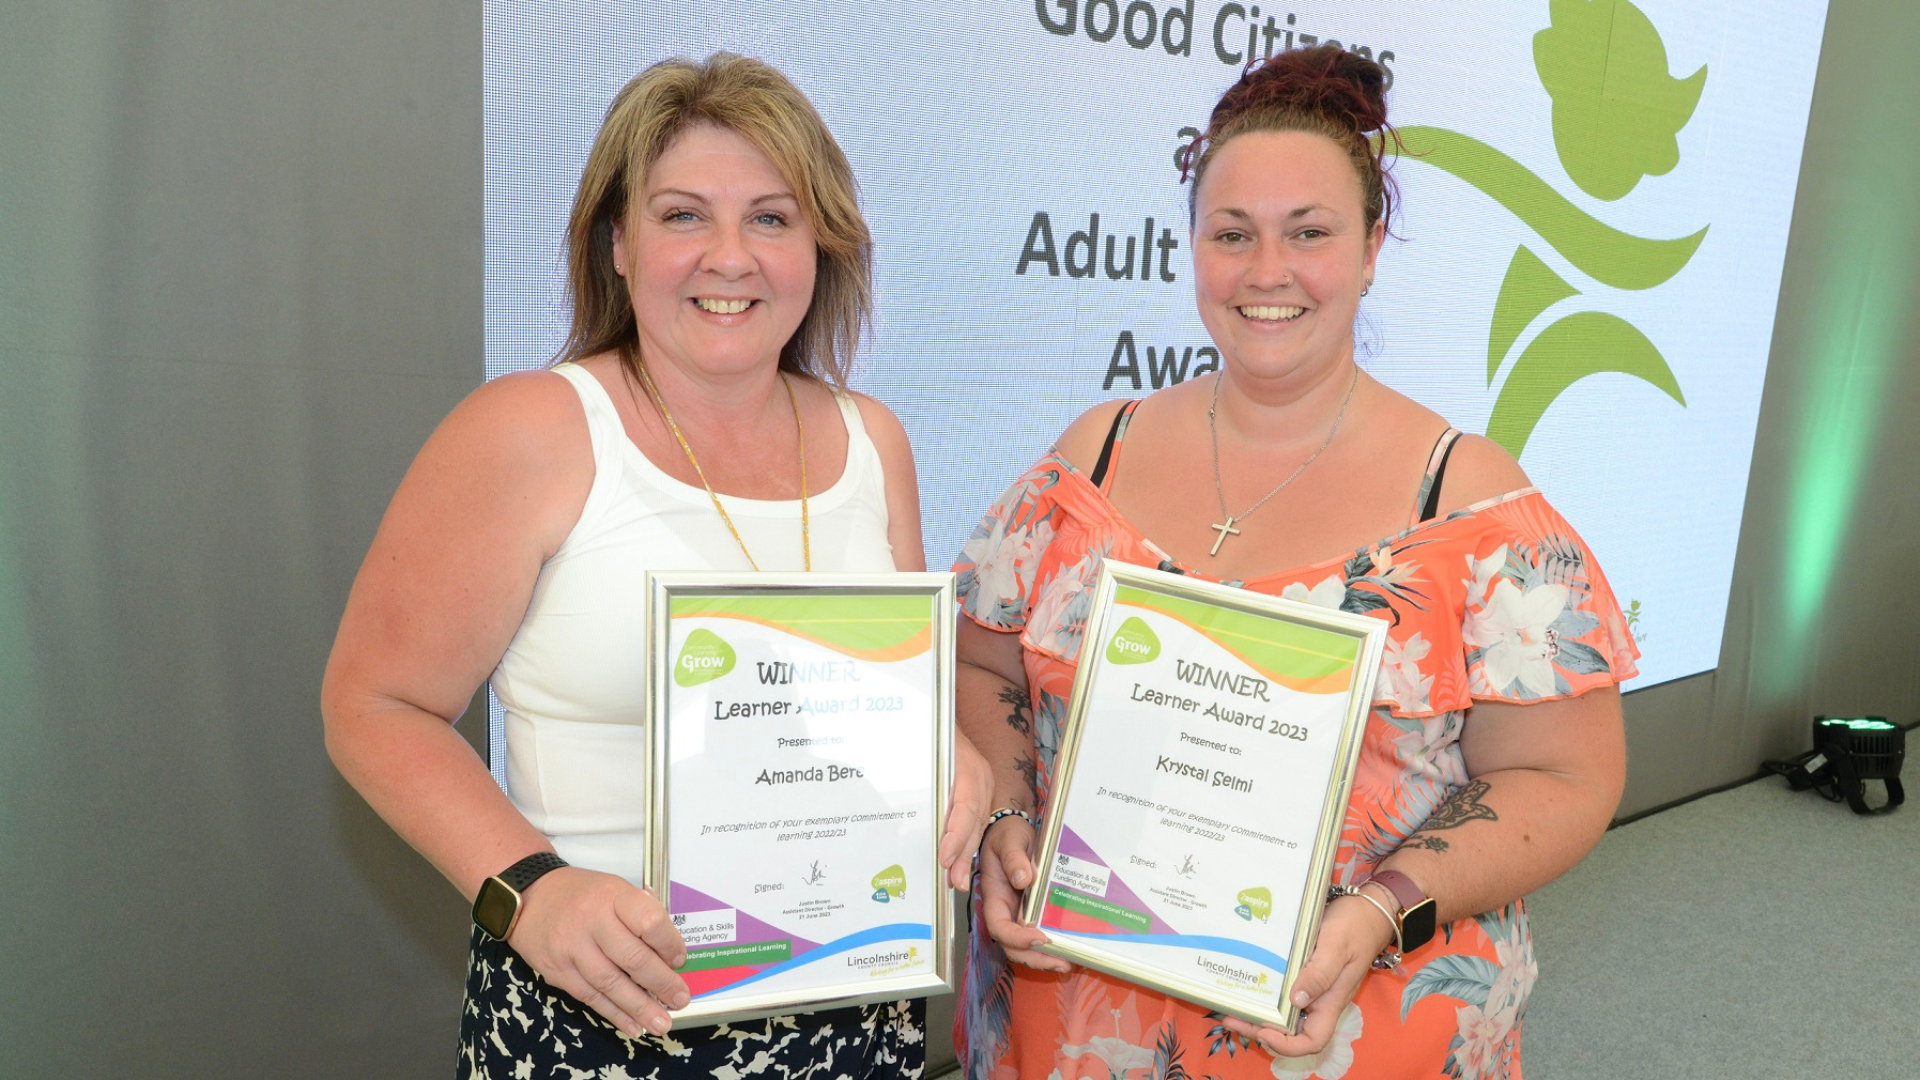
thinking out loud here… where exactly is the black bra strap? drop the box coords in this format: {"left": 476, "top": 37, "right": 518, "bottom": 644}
{"left": 1088, "top": 401, "right": 1139, "bottom": 491}
{"left": 1418, "top": 431, "right": 1462, "bottom": 523}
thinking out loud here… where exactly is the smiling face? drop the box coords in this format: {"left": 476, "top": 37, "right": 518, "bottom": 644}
{"left": 1191, "top": 129, "right": 1383, "bottom": 386}
{"left": 615, "top": 124, "right": 818, "bottom": 379}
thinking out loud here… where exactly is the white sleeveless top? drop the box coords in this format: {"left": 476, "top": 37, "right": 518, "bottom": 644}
{"left": 490, "top": 362, "right": 898, "bottom": 882}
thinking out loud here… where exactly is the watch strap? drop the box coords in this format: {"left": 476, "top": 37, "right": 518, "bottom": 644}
{"left": 473, "top": 852, "right": 570, "bottom": 942}
{"left": 1366, "top": 869, "right": 1437, "bottom": 954}
{"left": 1367, "top": 869, "right": 1424, "bottom": 913}
{"left": 497, "top": 851, "right": 569, "bottom": 893}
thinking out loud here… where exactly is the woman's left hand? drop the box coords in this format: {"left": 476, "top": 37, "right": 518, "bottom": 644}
{"left": 1218, "top": 893, "right": 1396, "bottom": 1058}
{"left": 940, "top": 734, "right": 995, "bottom": 890}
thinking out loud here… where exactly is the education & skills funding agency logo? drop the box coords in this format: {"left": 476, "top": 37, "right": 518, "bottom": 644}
{"left": 1397, "top": 0, "right": 1706, "bottom": 457}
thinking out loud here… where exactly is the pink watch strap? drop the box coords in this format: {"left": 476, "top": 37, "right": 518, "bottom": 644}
{"left": 1367, "top": 869, "right": 1427, "bottom": 913}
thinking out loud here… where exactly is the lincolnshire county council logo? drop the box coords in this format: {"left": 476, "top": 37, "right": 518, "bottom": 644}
{"left": 673, "top": 628, "right": 736, "bottom": 687}
{"left": 1105, "top": 616, "right": 1162, "bottom": 666}
{"left": 871, "top": 864, "right": 907, "bottom": 902}
{"left": 1396, "top": 0, "right": 1706, "bottom": 457}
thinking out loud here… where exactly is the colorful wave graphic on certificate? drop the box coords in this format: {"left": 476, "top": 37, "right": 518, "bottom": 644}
{"left": 1038, "top": 828, "right": 1289, "bottom": 976}
{"left": 672, "top": 882, "right": 934, "bottom": 999}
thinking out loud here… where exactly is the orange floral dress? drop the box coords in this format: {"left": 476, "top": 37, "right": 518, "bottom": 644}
{"left": 952, "top": 418, "right": 1638, "bottom": 1080}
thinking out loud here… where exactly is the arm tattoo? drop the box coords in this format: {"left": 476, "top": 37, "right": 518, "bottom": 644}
{"left": 1418, "top": 779, "right": 1498, "bottom": 832}
{"left": 998, "top": 685, "right": 1033, "bottom": 737}
{"left": 1402, "top": 836, "right": 1451, "bottom": 853}
{"left": 1011, "top": 755, "right": 1039, "bottom": 810}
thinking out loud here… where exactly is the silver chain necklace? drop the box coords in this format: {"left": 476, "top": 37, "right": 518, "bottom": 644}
{"left": 1207, "top": 365, "right": 1360, "bottom": 556}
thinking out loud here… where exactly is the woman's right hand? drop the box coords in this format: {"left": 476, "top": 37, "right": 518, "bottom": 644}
{"left": 506, "top": 867, "right": 692, "bottom": 1038}
{"left": 977, "top": 816, "right": 1071, "bottom": 973}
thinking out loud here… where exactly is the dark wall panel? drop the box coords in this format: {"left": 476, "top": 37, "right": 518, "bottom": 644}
{"left": 1, "top": 3, "right": 480, "bottom": 1074}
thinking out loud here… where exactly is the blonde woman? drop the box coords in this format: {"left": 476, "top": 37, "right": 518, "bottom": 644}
{"left": 323, "top": 54, "right": 989, "bottom": 1078}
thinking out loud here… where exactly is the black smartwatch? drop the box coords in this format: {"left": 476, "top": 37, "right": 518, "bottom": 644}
{"left": 472, "top": 852, "right": 569, "bottom": 942}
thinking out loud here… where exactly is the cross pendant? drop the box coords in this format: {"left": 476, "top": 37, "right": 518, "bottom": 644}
{"left": 1209, "top": 517, "right": 1241, "bottom": 556}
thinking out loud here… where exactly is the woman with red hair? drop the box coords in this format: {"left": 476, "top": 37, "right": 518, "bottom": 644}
{"left": 954, "top": 45, "right": 1634, "bottom": 1080}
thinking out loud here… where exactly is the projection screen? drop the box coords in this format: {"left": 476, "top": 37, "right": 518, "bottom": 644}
{"left": 484, "top": 0, "right": 1829, "bottom": 754}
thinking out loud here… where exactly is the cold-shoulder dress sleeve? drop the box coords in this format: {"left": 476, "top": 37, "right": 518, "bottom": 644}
{"left": 1455, "top": 491, "right": 1641, "bottom": 702}
{"left": 1349, "top": 488, "right": 1641, "bottom": 721}
{"left": 954, "top": 456, "right": 1070, "bottom": 634}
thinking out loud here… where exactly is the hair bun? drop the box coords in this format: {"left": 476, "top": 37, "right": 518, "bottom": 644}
{"left": 1212, "top": 43, "right": 1388, "bottom": 135}
{"left": 1185, "top": 43, "right": 1400, "bottom": 233}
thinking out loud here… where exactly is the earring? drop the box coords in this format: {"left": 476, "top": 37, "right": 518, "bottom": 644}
{"left": 1361, "top": 282, "right": 1371, "bottom": 296}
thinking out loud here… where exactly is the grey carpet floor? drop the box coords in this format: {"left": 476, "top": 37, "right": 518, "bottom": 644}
{"left": 1525, "top": 777, "right": 1919, "bottom": 1079}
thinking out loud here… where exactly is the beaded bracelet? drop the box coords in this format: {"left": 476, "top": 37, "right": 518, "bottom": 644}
{"left": 985, "top": 807, "right": 1038, "bottom": 831}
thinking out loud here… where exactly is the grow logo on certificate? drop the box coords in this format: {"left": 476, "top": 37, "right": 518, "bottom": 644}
{"left": 674, "top": 628, "right": 737, "bottom": 686}
{"left": 871, "top": 864, "right": 907, "bottom": 903}
{"left": 1235, "top": 886, "right": 1272, "bottom": 924}
{"left": 1105, "top": 616, "right": 1162, "bottom": 665}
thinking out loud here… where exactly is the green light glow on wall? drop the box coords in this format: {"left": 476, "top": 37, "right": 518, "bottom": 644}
{"left": 1780, "top": 131, "right": 1916, "bottom": 648}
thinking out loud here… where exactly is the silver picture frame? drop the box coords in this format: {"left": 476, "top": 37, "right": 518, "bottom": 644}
{"left": 1019, "top": 560, "right": 1388, "bottom": 1030}
{"left": 643, "top": 571, "right": 957, "bottom": 1027}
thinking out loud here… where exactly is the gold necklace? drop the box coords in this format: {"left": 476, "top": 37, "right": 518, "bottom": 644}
{"left": 634, "top": 360, "right": 810, "bottom": 571}
{"left": 1207, "top": 365, "right": 1358, "bottom": 556}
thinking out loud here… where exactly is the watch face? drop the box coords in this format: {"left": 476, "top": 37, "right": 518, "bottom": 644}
{"left": 472, "top": 878, "right": 521, "bottom": 940}
{"left": 1402, "top": 897, "right": 1438, "bottom": 951}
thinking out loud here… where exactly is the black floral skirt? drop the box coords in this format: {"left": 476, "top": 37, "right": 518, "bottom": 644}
{"left": 458, "top": 926, "right": 926, "bottom": 1079}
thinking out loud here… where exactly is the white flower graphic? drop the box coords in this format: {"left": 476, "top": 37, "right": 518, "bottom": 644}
{"left": 1269, "top": 1002, "right": 1364, "bottom": 1080}
{"left": 1379, "top": 632, "right": 1434, "bottom": 714}
{"left": 1282, "top": 574, "right": 1347, "bottom": 611}
{"left": 1027, "top": 552, "right": 1094, "bottom": 656}
{"left": 1392, "top": 710, "right": 1460, "bottom": 779}
{"left": 961, "top": 514, "right": 1054, "bottom": 614}
{"left": 1464, "top": 579, "right": 1570, "bottom": 698}
{"left": 1462, "top": 545, "right": 1509, "bottom": 609}
{"left": 1452, "top": 1001, "right": 1514, "bottom": 1079}
{"left": 1060, "top": 1018, "right": 1155, "bottom": 1076}
{"left": 1488, "top": 937, "right": 1539, "bottom": 1017}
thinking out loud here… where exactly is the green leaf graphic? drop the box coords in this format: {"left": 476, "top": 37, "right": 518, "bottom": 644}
{"left": 1486, "top": 311, "right": 1685, "bottom": 458}
{"left": 1399, "top": 954, "right": 1499, "bottom": 1021}
{"left": 673, "top": 628, "right": 736, "bottom": 687}
{"left": 1536, "top": 0, "right": 1707, "bottom": 201}
{"left": 1394, "top": 126, "right": 1706, "bottom": 291}
{"left": 1489, "top": 246, "right": 1580, "bottom": 383}
{"left": 1105, "top": 616, "right": 1162, "bottom": 666}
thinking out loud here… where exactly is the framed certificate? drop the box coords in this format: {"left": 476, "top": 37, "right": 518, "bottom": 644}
{"left": 1020, "top": 560, "right": 1388, "bottom": 1029}
{"left": 644, "top": 572, "right": 956, "bottom": 1027}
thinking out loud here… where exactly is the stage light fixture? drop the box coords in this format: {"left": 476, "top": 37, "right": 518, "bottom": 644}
{"left": 1766, "top": 716, "right": 1905, "bottom": 815}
